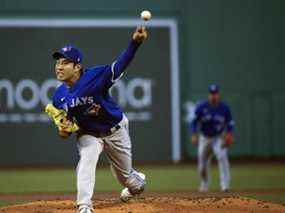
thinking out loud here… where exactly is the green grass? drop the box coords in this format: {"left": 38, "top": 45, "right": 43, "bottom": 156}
{"left": 0, "top": 163, "right": 284, "bottom": 205}
{"left": 0, "top": 200, "right": 26, "bottom": 207}
{"left": 246, "top": 194, "right": 285, "bottom": 205}
{"left": 0, "top": 169, "right": 76, "bottom": 194}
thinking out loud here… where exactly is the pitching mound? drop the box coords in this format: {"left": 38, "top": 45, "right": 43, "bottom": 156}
{"left": 1, "top": 196, "right": 285, "bottom": 213}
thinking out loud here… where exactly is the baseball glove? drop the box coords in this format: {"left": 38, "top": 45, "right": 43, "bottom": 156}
{"left": 45, "top": 103, "right": 79, "bottom": 133}
{"left": 222, "top": 132, "right": 234, "bottom": 148}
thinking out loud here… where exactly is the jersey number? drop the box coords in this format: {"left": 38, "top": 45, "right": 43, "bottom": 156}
{"left": 87, "top": 103, "right": 101, "bottom": 116}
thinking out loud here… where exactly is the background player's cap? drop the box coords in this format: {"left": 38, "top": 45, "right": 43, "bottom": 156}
{"left": 52, "top": 45, "right": 83, "bottom": 63}
{"left": 208, "top": 84, "right": 219, "bottom": 94}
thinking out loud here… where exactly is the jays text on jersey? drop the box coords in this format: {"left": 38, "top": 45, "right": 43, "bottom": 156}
{"left": 191, "top": 101, "right": 234, "bottom": 137}
{"left": 52, "top": 40, "right": 141, "bottom": 133}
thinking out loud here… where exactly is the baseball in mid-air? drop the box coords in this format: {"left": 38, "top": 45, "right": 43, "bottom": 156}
{"left": 140, "top": 10, "right": 152, "bottom": 21}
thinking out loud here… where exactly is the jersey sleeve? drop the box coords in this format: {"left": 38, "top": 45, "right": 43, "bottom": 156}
{"left": 52, "top": 89, "right": 63, "bottom": 109}
{"left": 104, "top": 40, "right": 141, "bottom": 88}
{"left": 225, "top": 104, "right": 235, "bottom": 133}
{"left": 51, "top": 88, "right": 74, "bottom": 120}
{"left": 190, "top": 104, "right": 202, "bottom": 134}
{"left": 51, "top": 86, "right": 67, "bottom": 111}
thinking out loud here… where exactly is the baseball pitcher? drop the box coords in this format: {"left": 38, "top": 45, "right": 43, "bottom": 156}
{"left": 46, "top": 27, "right": 148, "bottom": 213}
{"left": 190, "top": 84, "right": 235, "bottom": 192}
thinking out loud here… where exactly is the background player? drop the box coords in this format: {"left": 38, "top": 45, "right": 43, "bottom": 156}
{"left": 51, "top": 27, "right": 148, "bottom": 213}
{"left": 190, "top": 84, "right": 235, "bottom": 192}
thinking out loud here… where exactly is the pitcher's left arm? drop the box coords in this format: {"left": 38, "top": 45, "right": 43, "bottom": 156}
{"left": 223, "top": 105, "right": 235, "bottom": 147}
{"left": 108, "top": 27, "right": 148, "bottom": 83}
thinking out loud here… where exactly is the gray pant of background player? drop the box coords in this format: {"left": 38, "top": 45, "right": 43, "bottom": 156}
{"left": 76, "top": 115, "right": 145, "bottom": 207}
{"left": 198, "top": 134, "right": 230, "bottom": 191}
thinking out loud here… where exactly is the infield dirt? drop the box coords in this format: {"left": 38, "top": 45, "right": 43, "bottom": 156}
{"left": 0, "top": 192, "right": 285, "bottom": 213}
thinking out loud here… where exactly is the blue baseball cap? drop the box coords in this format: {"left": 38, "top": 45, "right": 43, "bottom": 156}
{"left": 208, "top": 84, "right": 219, "bottom": 93}
{"left": 52, "top": 45, "right": 83, "bottom": 63}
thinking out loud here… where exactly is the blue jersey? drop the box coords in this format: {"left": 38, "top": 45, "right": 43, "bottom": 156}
{"left": 52, "top": 40, "right": 141, "bottom": 133}
{"left": 191, "top": 101, "right": 234, "bottom": 137}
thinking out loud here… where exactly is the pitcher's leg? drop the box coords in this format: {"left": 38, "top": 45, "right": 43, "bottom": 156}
{"left": 105, "top": 135, "right": 145, "bottom": 194}
{"left": 76, "top": 135, "right": 103, "bottom": 207}
{"left": 213, "top": 137, "right": 231, "bottom": 191}
{"left": 104, "top": 116, "right": 145, "bottom": 196}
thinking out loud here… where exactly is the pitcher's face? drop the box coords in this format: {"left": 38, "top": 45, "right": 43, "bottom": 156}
{"left": 55, "top": 58, "right": 78, "bottom": 82}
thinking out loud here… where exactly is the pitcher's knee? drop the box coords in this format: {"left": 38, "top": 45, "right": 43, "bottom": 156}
{"left": 125, "top": 172, "right": 146, "bottom": 195}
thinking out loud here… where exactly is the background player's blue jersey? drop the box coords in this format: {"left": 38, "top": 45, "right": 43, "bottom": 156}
{"left": 191, "top": 101, "right": 234, "bottom": 137}
{"left": 52, "top": 40, "right": 141, "bottom": 133}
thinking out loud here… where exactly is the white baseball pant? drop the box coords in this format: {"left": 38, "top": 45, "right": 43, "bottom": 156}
{"left": 198, "top": 134, "right": 230, "bottom": 191}
{"left": 76, "top": 115, "right": 145, "bottom": 207}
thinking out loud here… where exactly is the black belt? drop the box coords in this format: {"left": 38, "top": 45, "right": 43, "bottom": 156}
{"left": 77, "top": 124, "right": 121, "bottom": 138}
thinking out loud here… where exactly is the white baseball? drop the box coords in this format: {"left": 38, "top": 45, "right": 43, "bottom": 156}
{"left": 140, "top": 10, "right": 152, "bottom": 21}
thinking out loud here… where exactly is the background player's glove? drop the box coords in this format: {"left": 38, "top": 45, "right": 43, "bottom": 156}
{"left": 45, "top": 103, "right": 79, "bottom": 134}
{"left": 222, "top": 132, "right": 234, "bottom": 148}
{"left": 191, "top": 134, "right": 198, "bottom": 146}
{"left": 132, "top": 26, "right": 148, "bottom": 43}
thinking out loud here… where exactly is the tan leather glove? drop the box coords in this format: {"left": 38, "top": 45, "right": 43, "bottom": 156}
{"left": 191, "top": 134, "right": 198, "bottom": 146}
{"left": 222, "top": 132, "right": 234, "bottom": 148}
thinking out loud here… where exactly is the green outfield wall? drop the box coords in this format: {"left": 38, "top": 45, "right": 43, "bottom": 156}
{"left": 0, "top": 0, "right": 284, "bottom": 165}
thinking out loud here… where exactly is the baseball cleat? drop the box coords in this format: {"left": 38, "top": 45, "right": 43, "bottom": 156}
{"left": 198, "top": 184, "right": 208, "bottom": 192}
{"left": 198, "top": 187, "right": 208, "bottom": 192}
{"left": 120, "top": 187, "right": 133, "bottom": 202}
{"left": 78, "top": 205, "right": 93, "bottom": 213}
{"left": 120, "top": 172, "right": 146, "bottom": 202}
{"left": 221, "top": 188, "right": 229, "bottom": 193}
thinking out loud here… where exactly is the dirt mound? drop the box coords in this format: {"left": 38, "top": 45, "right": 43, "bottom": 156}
{"left": 1, "top": 196, "right": 285, "bottom": 213}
